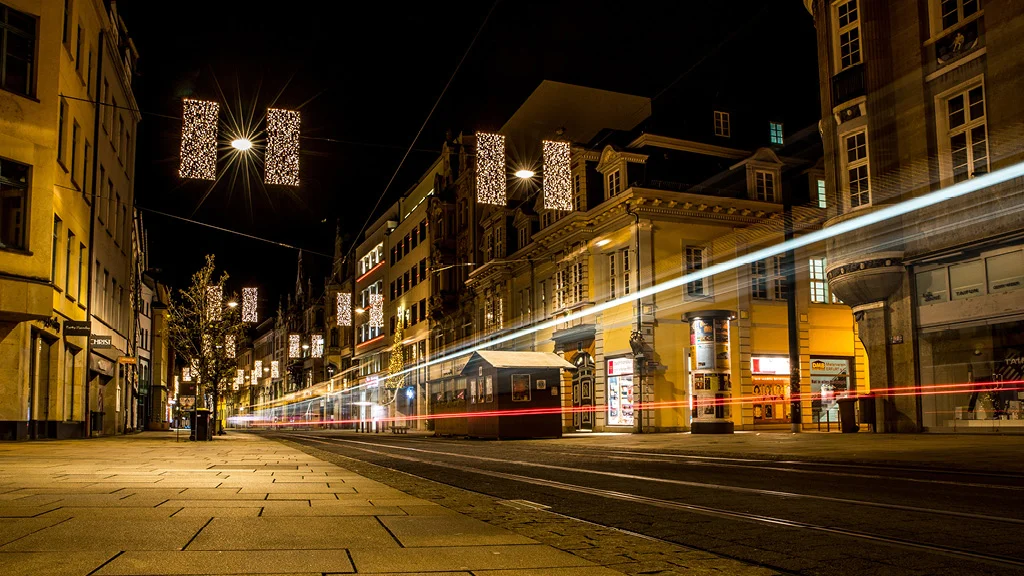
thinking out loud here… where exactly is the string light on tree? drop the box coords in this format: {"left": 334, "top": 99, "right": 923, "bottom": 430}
{"left": 234, "top": 369, "right": 244, "bottom": 391}
{"left": 311, "top": 334, "right": 324, "bottom": 358}
{"left": 253, "top": 360, "right": 263, "bottom": 384}
{"left": 225, "top": 334, "right": 236, "bottom": 359}
{"left": 542, "top": 140, "right": 573, "bottom": 211}
{"left": 385, "top": 309, "right": 404, "bottom": 390}
{"left": 337, "top": 292, "right": 352, "bottom": 326}
{"left": 179, "top": 99, "right": 220, "bottom": 180}
{"left": 369, "top": 294, "right": 384, "bottom": 329}
{"left": 242, "top": 287, "right": 258, "bottom": 323}
{"left": 475, "top": 132, "right": 506, "bottom": 205}
{"left": 265, "top": 108, "right": 301, "bottom": 186}
{"left": 288, "top": 334, "right": 301, "bottom": 358}
{"left": 206, "top": 286, "right": 222, "bottom": 321}
{"left": 271, "top": 360, "right": 280, "bottom": 378}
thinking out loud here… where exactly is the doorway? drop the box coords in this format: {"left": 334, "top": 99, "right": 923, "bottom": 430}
{"left": 572, "top": 352, "right": 595, "bottom": 430}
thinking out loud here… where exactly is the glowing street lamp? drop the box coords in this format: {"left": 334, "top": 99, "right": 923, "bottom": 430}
{"left": 231, "top": 138, "right": 253, "bottom": 151}
{"left": 514, "top": 169, "right": 535, "bottom": 179}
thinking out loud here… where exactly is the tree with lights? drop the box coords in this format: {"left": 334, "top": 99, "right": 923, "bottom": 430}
{"left": 167, "top": 255, "right": 244, "bottom": 438}
{"left": 385, "top": 316, "right": 405, "bottom": 391}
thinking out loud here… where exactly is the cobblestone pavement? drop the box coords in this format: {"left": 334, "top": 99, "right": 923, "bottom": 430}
{"left": 0, "top": 432, "right": 772, "bottom": 576}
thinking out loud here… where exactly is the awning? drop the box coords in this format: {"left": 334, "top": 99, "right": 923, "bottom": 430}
{"left": 461, "top": 351, "right": 575, "bottom": 375}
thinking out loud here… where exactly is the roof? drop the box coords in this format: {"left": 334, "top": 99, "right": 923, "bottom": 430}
{"left": 461, "top": 351, "right": 575, "bottom": 372}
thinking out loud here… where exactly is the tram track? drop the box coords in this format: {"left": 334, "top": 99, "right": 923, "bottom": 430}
{"left": 280, "top": 432, "right": 1024, "bottom": 573}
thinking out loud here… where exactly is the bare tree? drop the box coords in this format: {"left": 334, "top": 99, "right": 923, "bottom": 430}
{"left": 167, "top": 255, "right": 243, "bottom": 438}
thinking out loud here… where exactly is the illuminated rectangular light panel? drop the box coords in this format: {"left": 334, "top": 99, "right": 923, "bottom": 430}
{"left": 265, "top": 108, "right": 300, "bottom": 186}
{"left": 206, "top": 286, "right": 222, "bottom": 321}
{"left": 225, "top": 334, "right": 235, "bottom": 358}
{"left": 271, "top": 360, "right": 280, "bottom": 378}
{"left": 179, "top": 99, "right": 219, "bottom": 180}
{"left": 289, "top": 334, "right": 301, "bottom": 358}
{"left": 235, "top": 369, "right": 244, "bottom": 390}
{"left": 543, "top": 140, "right": 573, "bottom": 211}
{"left": 337, "top": 292, "right": 352, "bottom": 326}
{"left": 242, "top": 287, "right": 258, "bottom": 323}
{"left": 369, "top": 294, "right": 384, "bottom": 328}
{"left": 311, "top": 334, "right": 324, "bottom": 358}
{"left": 182, "top": 366, "right": 192, "bottom": 382}
{"left": 253, "top": 360, "right": 263, "bottom": 383}
{"left": 475, "top": 132, "right": 506, "bottom": 205}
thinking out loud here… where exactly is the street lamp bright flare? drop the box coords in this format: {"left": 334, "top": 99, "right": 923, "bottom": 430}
{"left": 515, "top": 169, "right": 535, "bottom": 179}
{"left": 231, "top": 138, "right": 253, "bottom": 151}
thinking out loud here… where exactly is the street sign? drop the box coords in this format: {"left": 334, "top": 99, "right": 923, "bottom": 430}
{"left": 90, "top": 335, "right": 113, "bottom": 349}
{"left": 180, "top": 381, "right": 197, "bottom": 395}
{"left": 179, "top": 395, "right": 196, "bottom": 409}
{"left": 118, "top": 356, "right": 136, "bottom": 365}
{"left": 64, "top": 320, "right": 91, "bottom": 337}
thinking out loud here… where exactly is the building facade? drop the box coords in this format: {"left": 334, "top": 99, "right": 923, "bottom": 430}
{"left": 806, "top": 0, "right": 1024, "bottom": 431}
{"left": 0, "top": 0, "right": 139, "bottom": 439}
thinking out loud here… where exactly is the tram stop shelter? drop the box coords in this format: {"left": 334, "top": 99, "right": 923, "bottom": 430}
{"left": 461, "top": 350, "right": 574, "bottom": 439}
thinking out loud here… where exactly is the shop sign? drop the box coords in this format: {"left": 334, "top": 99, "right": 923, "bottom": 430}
{"left": 90, "top": 335, "right": 113, "bottom": 349}
{"left": 607, "top": 358, "right": 634, "bottom": 376}
{"left": 752, "top": 356, "right": 790, "bottom": 375}
{"left": 64, "top": 320, "right": 91, "bottom": 337}
{"left": 118, "top": 356, "right": 136, "bottom": 365}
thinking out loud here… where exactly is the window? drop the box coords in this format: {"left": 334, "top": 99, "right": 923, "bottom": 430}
{"left": 0, "top": 157, "right": 29, "bottom": 251}
{"left": 621, "top": 248, "right": 632, "bottom": 295}
{"left": 74, "top": 24, "right": 83, "bottom": 73}
{"left": 946, "top": 85, "right": 988, "bottom": 183}
{"left": 106, "top": 180, "right": 113, "bottom": 230}
{"left": 121, "top": 204, "right": 127, "bottom": 248}
{"left": 810, "top": 258, "right": 840, "bottom": 304}
{"left": 609, "top": 253, "right": 616, "bottom": 299}
{"left": 685, "top": 246, "right": 710, "bottom": 298}
{"left": 51, "top": 216, "right": 62, "bottom": 285}
{"left": 116, "top": 115, "right": 124, "bottom": 160}
{"left": 1, "top": 4, "right": 35, "bottom": 97}
{"left": 817, "top": 178, "right": 827, "bottom": 208}
{"left": 772, "top": 256, "right": 787, "bottom": 300}
{"left": 70, "top": 121, "right": 80, "bottom": 186}
{"left": 518, "top": 226, "right": 528, "bottom": 249}
{"left": 607, "top": 170, "right": 621, "bottom": 196}
{"left": 835, "top": 0, "right": 862, "bottom": 70}
{"left": 751, "top": 261, "right": 768, "bottom": 299}
{"left": 66, "top": 229, "right": 74, "bottom": 297}
{"left": 843, "top": 130, "right": 871, "bottom": 208}
{"left": 714, "top": 111, "right": 730, "bottom": 137}
{"left": 574, "top": 173, "right": 584, "bottom": 211}
{"left": 58, "top": 98, "right": 68, "bottom": 166}
{"left": 85, "top": 48, "right": 92, "bottom": 94}
{"left": 101, "top": 269, "right": 108, "bottom": 319}
{"left": 754, "top": 171, "right": 776, "bottom": 202}
{"left": 769, "top": 122, "right": 784, "bottom": 145}
{"left": 62, "top": 0, "right": 71, "bottom": 46}
{"left": 940, "top": 0, "right": 979, "bottom": 30}
{"left": 82, "top": 140, "right": 90, "bottom": 199}
{"left": 539, "top": 280, "right": 547, "bottom": 316}
{"left": 113, "top": 193, "right": 120, "bottom": 242}
{"left": 609, "top": 249, "right": 632, "bottom": 300}
{"left": 109, "top": 97, "right": 118, "bottom": 143}
{"left": 101, "top": 80, "right": 110, "bottom": 132}
{"left": 78, "top": 242, "right": 85, "bottom": 301}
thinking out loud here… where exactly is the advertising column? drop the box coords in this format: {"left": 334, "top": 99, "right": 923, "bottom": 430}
{"left": 685, "top": 310, "right": 734, "bottom": 434}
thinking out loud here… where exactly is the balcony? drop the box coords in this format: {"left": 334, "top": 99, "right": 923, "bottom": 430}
{"left": 831, "top": 64, "right": 865, "bottom": 106}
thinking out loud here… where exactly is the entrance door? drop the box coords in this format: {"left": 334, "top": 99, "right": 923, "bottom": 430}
{"left": 28, "top": 333, "right": 52, "bottom": 438}
{"left": 572, "top": 352, "right": 595, "bottom": 430}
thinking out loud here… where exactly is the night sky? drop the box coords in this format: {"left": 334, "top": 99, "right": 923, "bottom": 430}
{"left": 118, "top": 1, "right": 818, "bottom": 311}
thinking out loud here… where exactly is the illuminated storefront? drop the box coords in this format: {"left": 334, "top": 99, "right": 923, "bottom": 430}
{"left": 750, "top": 356, "right": 791, "bottom": 426}
{"left": 606, "top": 357, "right": 635, "bottom": 427}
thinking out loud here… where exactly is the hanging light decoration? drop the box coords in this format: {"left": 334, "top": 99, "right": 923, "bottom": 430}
{"left": 191, "top": 358, "right": 201, "bottom": 383}
{"left": 206, "top": 286, "right": 222, "bottom": 321}
{"left": 369, "top": 294, "right": 384, "bottom": 329}
{"left": 242, "top": 287, "right": 258, "bottom": 323}
{"left": 337, "top": 292, "right": 352, "bottom": 327}
{"left": 179, "top": 99, "right": 220, "bottom": 180}
{"left": 271, "top": 360, "right": 280, "bottom": 378}
{"left": 234, "top": 369, "right": 244, "bottom": 391}
{"left": 225, "top": 334, "right": 236, "bottom": 358}
{"left": 253, "top": 360, "right": 263, "bottom": 383}
{"left": 542, "top": 140, "right": 573, "bottom": 211}
{"left": 265, "top": 108, "right": 300, "bottom": 186}
{"left": 182, "top": 366, "right": 192, "bottom": 382}
{"left": 288, "top": 334, "right": 301, "bottom": 358}
{"left": 311, "top": 334, "right": 324, "bottom": 358}
{"left": 202, "top": 333, "right": 213, "bottom": 359}
{"left": 475, "top": 132, "right": 506, "bottom": 205}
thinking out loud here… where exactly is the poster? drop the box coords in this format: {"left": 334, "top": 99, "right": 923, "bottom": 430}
{"left": 485, "top": 375, "right": 494, "bottom": 402}
{"left": 511, "top": 374, "right": 531, "bottom": 402}
{"left": 810, "top": 357, "right": 849, "bottom": 423}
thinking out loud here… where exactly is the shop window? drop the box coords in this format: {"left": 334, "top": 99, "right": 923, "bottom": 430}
{"left": 949, "top": 259, "right": 985, "bottom": 300}
{"left": 751, "top": 356, "right": 791, "bottom": 424}
{"left": 916, "top": 268, "right": 949, "bottom": 305}
{"left": 987, "top": 250, "right": 1023, "bottom": 293}
{"left": 810, "top": 358, "right": 851, "bottom": 425}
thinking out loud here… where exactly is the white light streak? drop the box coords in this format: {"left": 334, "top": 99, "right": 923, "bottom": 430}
{"left": 475, "top": 132, "right": 506, "bottom": 205}
{"left": 337, "top": 292, "right": 352, "bottom": 326}
{"left": 242, "top": 287, "right": 258, "bottom": 323}
{"left": 179, "top": 99, "right": 219, "bottom": 180}
{"left": 369, "top": 294, "right": 384, "bottom": 329}
{"left": 271, "top": 360, "right": 280, "bottom": 378}
{"left": 206, "top": 286, "right": 222, "bottom": 321}
{"left": 289, "top": 334, "right": 301, "bottom": 359}
{"left": 311, "top": 334, "right": 324, "bottom": 358}
{"left": 543, "top": 140, "right": 573, "bottom": 211}
{"left": 265, "top": 108, "right": 300, "bottom": 186}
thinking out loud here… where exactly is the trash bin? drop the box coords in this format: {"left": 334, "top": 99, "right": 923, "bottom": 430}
{"left": 90, "top": 411, "right": 103, "bottom": 433}
{"left": 837, "top": 396, "right": 859, "bottom": 433}
{"left": 193, "top": 408, "right": 211, "bottom": 441}
{"left": 858, "top": 393, "right": 876, "bottom": 431}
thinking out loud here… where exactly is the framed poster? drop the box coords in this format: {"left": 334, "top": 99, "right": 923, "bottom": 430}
{"left": 536, "top": 379, "right": 547, "bottom": 389}
{"left": 511, "top": 374, "right": 531, "bottom": 402}
{"left": 485, "top": 375, "right": 494, "bottom": 403}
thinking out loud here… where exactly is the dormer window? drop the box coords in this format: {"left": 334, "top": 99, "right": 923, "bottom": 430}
{"left": 754, "top": 171, "right": 777, "bottom": 202}
{"left": 607, "top": 170, "right": 621, "bottom": 196}
{"left": 769, "top": 122, "right": 784, "bottom": 145}
{"left": 714, "top": 111, "right": 731, "bottom": 138}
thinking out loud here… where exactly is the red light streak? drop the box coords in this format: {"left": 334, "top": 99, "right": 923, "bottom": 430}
{"left": 356, "top": 261, "right": 385, "bottom": 283}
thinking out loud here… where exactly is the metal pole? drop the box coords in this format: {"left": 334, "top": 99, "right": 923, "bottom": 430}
{"left": 783, "top": 188, "right": 801, "bottom": 433}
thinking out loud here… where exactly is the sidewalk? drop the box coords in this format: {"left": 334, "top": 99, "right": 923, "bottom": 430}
{"left": 535, "top": 430, "right": 1024, "bottom": 473}
{"left": 0, "top": 432, "right": 769, "bottom": 576}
